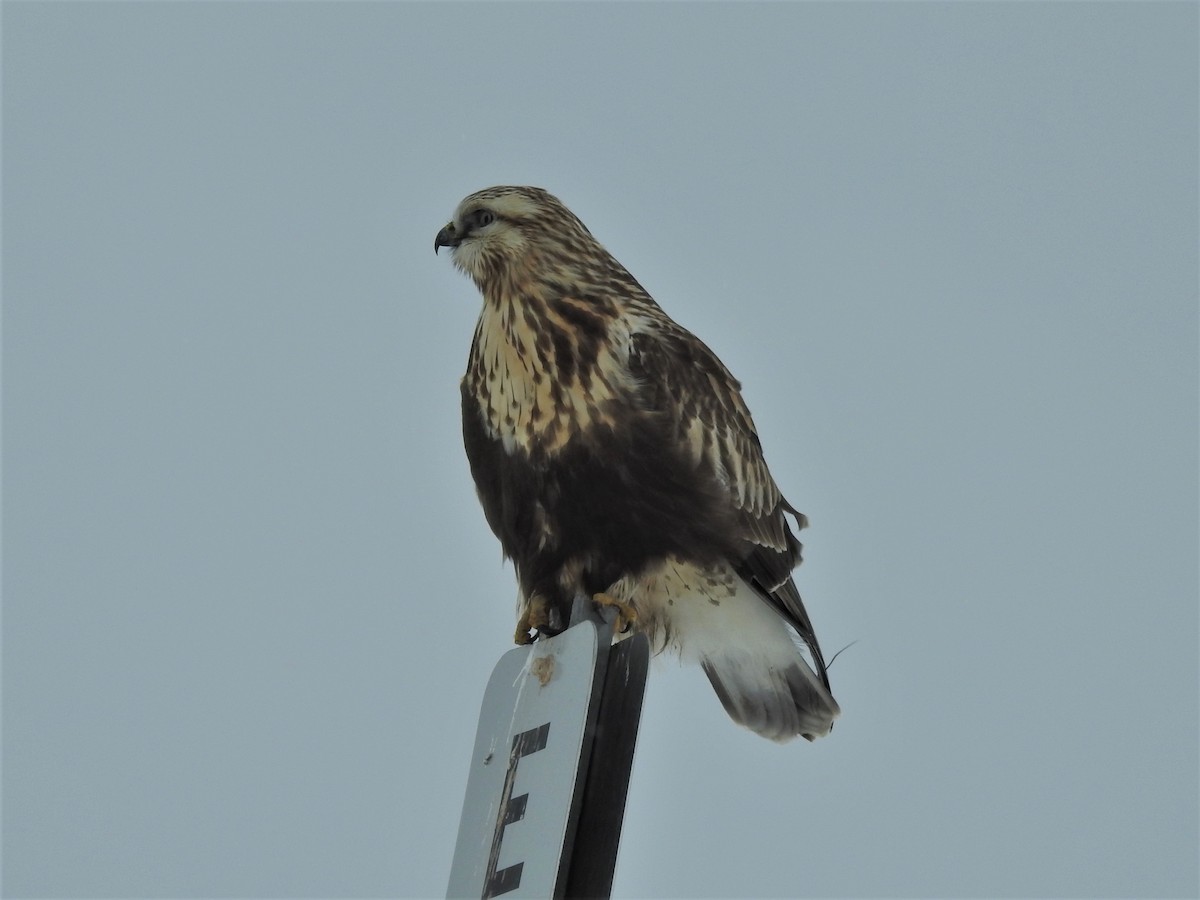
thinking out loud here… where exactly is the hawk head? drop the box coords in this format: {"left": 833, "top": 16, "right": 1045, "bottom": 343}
{"left": 434, "top": 186, "right": 595, "bottom": 291}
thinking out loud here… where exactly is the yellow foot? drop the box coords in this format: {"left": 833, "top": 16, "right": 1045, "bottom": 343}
{"left": 514, "top": 594, "right": 551, "bottom": 645}
{"left": 593, "top": 592, "right": 638, "bottom": 635}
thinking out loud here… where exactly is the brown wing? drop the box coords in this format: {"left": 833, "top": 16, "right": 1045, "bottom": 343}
{"left": 629, "top": 320, "right": 832, "bottom": 691}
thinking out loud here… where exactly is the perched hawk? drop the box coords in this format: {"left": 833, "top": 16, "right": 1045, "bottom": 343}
{"left": 435, "top": 186, "right": 840, "bottom": 742}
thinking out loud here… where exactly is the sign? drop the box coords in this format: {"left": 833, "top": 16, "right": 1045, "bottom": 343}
{"left": 447, "top": 620, "right": 607, "bottom": 899}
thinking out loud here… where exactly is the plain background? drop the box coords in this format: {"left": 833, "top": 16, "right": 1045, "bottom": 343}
{"left": 3, "top": 2, "right": 1197, "bottom": 897}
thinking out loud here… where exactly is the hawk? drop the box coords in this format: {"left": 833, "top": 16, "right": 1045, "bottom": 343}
{"left": 435, "top": 186, "right": 840, "bottom": 742}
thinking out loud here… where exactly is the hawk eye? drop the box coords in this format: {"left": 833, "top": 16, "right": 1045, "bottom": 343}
{"left": 475, "top": 209, "right": 495, "bottom": 228}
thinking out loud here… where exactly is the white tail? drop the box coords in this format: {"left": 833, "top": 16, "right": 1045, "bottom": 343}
{"left": 664, "top": 575, "right": 840, "bottom": 742}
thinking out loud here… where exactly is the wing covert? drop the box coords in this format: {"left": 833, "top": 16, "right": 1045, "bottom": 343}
{"left": 629, "top": 320, "right": 831, "bottom": 688}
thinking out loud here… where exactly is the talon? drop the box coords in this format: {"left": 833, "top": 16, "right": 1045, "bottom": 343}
{"left": 514, "top": 593, "right": 551, "bottom": 645}
{"left": 593, "top": 592, "right": 637, "bottom": 634}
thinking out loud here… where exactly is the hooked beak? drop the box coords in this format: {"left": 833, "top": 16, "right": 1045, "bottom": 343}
{"left": 434, "top": 223, "right": 460, "bottom": 254}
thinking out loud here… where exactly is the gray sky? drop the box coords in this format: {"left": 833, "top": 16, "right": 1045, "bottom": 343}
{"left": 3, "top": 2, "right": 1196, "bottom": 898}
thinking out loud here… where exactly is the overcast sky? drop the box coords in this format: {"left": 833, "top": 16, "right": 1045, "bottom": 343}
{"left": 4, "top": 3, "right": 1197, "bottom": 898}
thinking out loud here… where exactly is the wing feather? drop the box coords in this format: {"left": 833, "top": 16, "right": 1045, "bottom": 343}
{"left": 629, "top": 320, "right": 832, "bottom": 690}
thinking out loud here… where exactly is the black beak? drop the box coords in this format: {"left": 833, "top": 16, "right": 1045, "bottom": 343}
{"left": 434, "top": 223, "right": 460, "bottom": 254}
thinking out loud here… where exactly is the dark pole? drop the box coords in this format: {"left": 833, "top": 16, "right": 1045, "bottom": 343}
{"left": 563, "top": 629, "right": 649, "bottom": 898}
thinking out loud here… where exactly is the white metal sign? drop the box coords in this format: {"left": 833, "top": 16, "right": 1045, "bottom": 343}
{"left": 447, "top": 620, "right": 605, "bottom": 899}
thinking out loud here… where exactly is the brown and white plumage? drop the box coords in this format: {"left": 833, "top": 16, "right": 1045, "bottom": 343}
{"left": 435, "top": 186, "right": 840, "bottom": 742}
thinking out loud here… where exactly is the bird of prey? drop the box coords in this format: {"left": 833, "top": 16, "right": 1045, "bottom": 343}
{"left": 435, "top": 186, "right": 840, "bottom": 742}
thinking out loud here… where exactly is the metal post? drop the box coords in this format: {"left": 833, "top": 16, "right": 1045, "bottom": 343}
{"left": 562, "top": 624, "right": 648, "bottom": 897}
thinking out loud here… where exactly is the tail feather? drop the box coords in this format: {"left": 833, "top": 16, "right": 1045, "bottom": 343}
{"left": 684, "top": 580, "right": 840, "bottom": 742}
{"left": 635, "top": 566, "right": 841, "bottom": 742}
{"left": 702, "top": 654, "right": 840, "bottom": 742}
